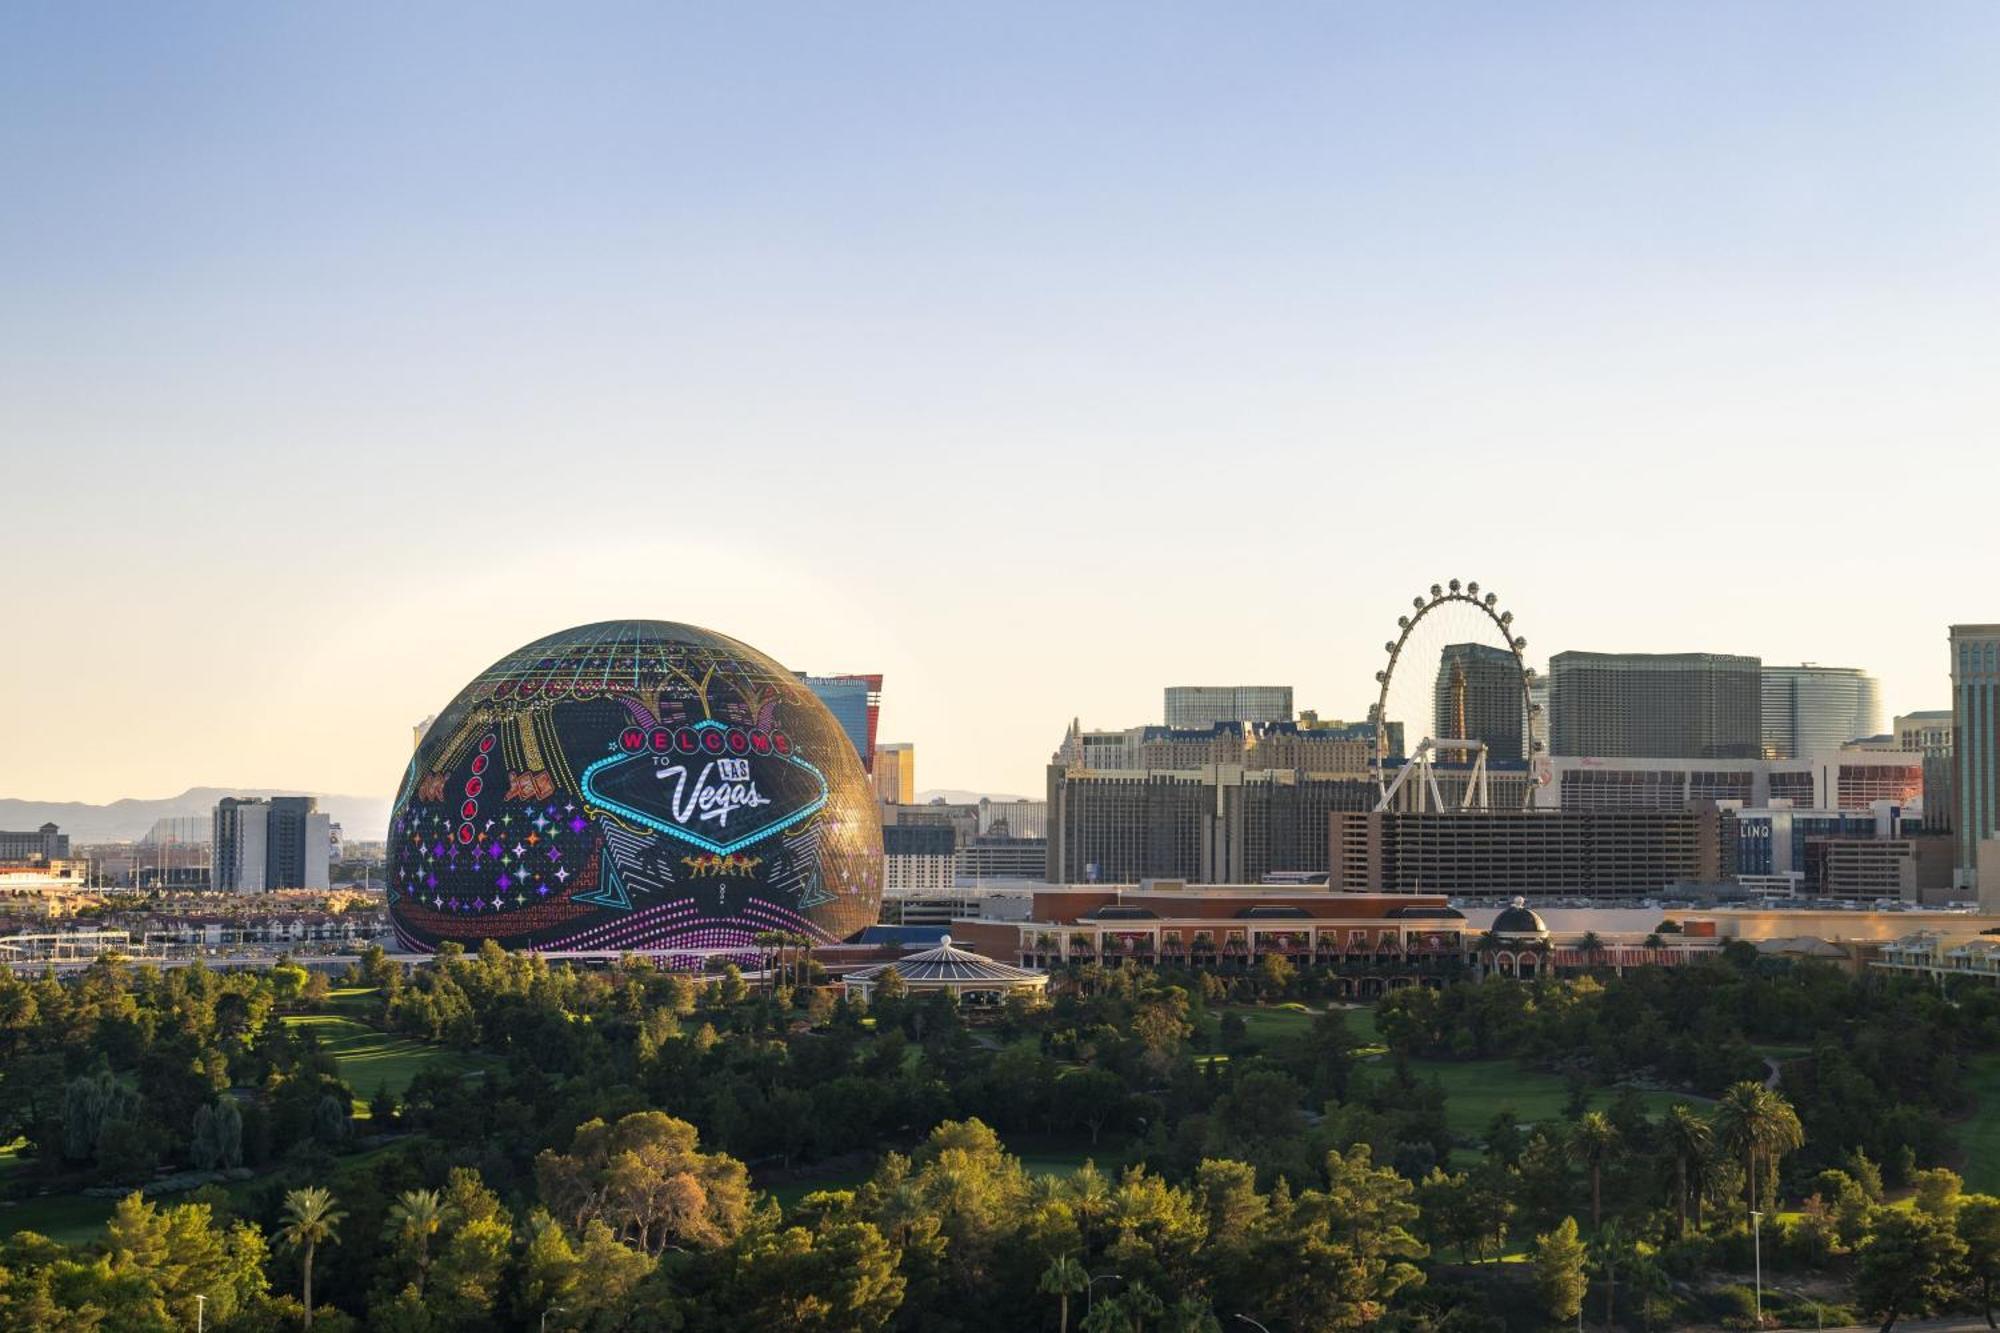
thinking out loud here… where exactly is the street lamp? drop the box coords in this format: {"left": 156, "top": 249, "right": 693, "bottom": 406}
{"left": 1750, "top": 1209, "right": 1764, "bottom": 1328}
{"left": 1234, "top": 1316, "right": 1272, "bottom": 1333}
{"left": 194, "top": 1293, "right": 206, "bottom": 1333}
{"left": 541, "top": 1306, "right": 567, "bottom": 1332}
{"left": 1087, "top": 1272, "right": 1121, "bottom": 1311}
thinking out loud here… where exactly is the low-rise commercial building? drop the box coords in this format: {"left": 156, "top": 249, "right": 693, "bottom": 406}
{"left": 936, "top": 884, "right": 1722, "bottom": 996}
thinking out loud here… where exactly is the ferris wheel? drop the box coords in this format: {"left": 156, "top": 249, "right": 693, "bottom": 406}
{"left": 1371, "top": 579, "right": 1540, "bottom": 810}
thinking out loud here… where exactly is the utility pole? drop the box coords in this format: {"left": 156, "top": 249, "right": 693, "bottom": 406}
{"left": 1750, "top": 1209, "right": 1763, "bottom": 1328}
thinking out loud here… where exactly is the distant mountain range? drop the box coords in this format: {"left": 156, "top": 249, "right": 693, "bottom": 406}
{"left": 913, "top": 790, "right": 1036, "bottom": 806}
{"left": 0, "top": 789, "right": 393, "bottom": 844}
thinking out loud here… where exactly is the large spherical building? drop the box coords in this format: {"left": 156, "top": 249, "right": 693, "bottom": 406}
{"left": 388, "top": 621, "right": 881, "bottom": 959}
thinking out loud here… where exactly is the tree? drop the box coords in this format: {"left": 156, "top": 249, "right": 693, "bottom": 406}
{"left": 1121, "top": 1277, "right": 1165, "bottom": 1331}
{"left": 1161, "top": 1296, "right": 1221, "bottom": 1333}
{"left": 1254, "top": 952, "right": 1294, "bottom": 997}
{"left": 1532, "top": 1217, "right": 1589, "bottom": 1325}
{"left": 63, "top": 1066, "right": 140, "bottom": 1164}
{"left": 728, "top": 1217, "right": 906, "bottom": 1331}
{"left": 535, "top": 1111, "right": 751, "bottom": 1255}
{"left": 1713, "top": 1082, "right": 1804, "bottom": 1215}
{"left": 1040, "top": 1254, "right": 1090, "bottom": 1333}
{"left": 426, "top": 1167, "right": 513, "bottom": 1327}
{"left": 1912, "top": 1167, "right": 1964, "bottom": 1218}
{"left": 277, "top": 1186, "right": 345, "bottom": 1328}
{"left": 1589, "top": 1220, "right": 1634, "bottom": 1333}
{"left": 873, "top": 967, "right": 909, "bottom": 1003}
{"left": 270, "top": 962, "right": 309, "bottom": 1004}
{"left": 513, "top": 1210, "right": 654, "bottom": 1329}
{"left": 1857, "top": 1206, "right": 1966, "bottom": 1332}
{"left": 1657, "top": 1104, "right": 1713, "bottom": 1238}
{"left": 1132, "top": 991, "right": 1193, "bottom": 1076}
{"left": 103, "top": 1191, "right": 270, "bottom": 1327}
{"left": 1082, "top": 1295, "right": 1129, "bottom": 1333}
{"left": 1055, "top": 1068, "right": 1128, "bottom": 1146}
{"left": 1253, "top": 1144, "right": 1426, "bottom": 1329}
{"left": 383, "top": 1188, "right": 450, "bottom": 1296}
{"left": 1417, "top": 1167, "right": 1514, "bottom": 1264}
{"left": 1568, "top": 1111, "right": 1619, "bottom": 1230}
{"left": 1959, "top": 1195, "right": 2000, "bottom": 1330}
{"left": 1302, "top": 1007, "right": 1360, "bottom": 1100}
{"left": 1816, "top": 1169, "right": 1875, "bottom": 1251}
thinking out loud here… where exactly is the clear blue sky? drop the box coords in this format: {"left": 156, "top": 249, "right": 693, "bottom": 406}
{"left": 5, "top": 4, "right": 1997, "bottom": 802}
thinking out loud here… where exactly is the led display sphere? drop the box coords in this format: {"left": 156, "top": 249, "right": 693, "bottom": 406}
{"left": 388, "top": 621, "right": 882, "bottom": 958}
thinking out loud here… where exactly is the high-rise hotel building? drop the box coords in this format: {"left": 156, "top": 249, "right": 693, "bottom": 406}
{"left": 1164, "top": 686, "right": 1294, "bottom": 729}
{"left": 1952, "top": 625, "right": 2000, "bottom": 891}
{"left": 1549, "top": 651, "right": 1761, "bottom": 759}
{"left": 1760, "top": 664, "right": 1882, "bottom": 759}
{"left": 212, "top": 796, "right": 330, "bottom": 893}
{"left": 874, "top": 742, "right": 916, "bottom": 805}
{"left": 1433, "top": 643, "right": 1527, "bottom": 758}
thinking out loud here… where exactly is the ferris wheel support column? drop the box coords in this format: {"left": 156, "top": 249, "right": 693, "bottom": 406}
{"left": 1374, "top": 738, "right": 1492, "bottom": 813}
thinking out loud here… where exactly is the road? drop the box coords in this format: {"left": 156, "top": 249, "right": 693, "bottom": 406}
{"left": 1824, "top": 1312, "right": 1992, "bottom": 1320}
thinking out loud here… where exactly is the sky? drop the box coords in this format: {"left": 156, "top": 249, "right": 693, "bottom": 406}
{"left": 4, "top": 3, "right": 1998, "bottom": 806}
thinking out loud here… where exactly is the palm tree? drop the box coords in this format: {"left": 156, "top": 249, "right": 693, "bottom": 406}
{"left": 1080, "top": 1296, "right": 1128, "bottom": 1333}
{"left": 1569, "top": 1111, "right": 1620, "bottom": 1229}
{"left": 1040, "top": 1255, "right": 1090, "bottom": 1333}
{"left": 1162, "top": 1296, "right": 1222, "bottom": 1333}
{"left": 1657, "top": 1104, "right": 1714, "bottom": 1238}
{"left": 1714, "top": 1082, "right": 1805, "bottom": 1215}
{"left": 1122, "top": 1279, "right": 1165, "bottom": 1332}
{"left": 1590, "top": 1220, "right": 1632, "bottom": 1333}
{"left": 278, "top": 1186, "right": 346, "bottom": 1328}
{"left": 752, "top": 932, "right": 784, "bottom": 990}
{"left": 1068, "top": 1162, "right": 1112, "bottom": 1253}
{"left": 383, "top": 1187, "right": 450, "bottom": 1294}
{"left": 1578, "top": 931, "right": 1604, "bottom": 967}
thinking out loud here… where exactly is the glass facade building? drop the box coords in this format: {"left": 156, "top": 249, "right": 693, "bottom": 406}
{"left": 1760, "top": 664, "right": 1882, "bottom": 759}
{"left": 1164, "top": 685, "right": 1294, "bottom": 729}
{"left": 798, "top": 673, "right": 882, "bottom": 774}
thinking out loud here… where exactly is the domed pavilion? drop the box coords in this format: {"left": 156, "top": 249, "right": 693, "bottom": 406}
{"left": 841, "top": 934, "right": 1049, "bottom": 1004}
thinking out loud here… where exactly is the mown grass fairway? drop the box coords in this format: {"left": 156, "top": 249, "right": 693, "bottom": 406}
{"left": 1961, "top": 1053, "right": 2000, "bottom": 1193}
{"left": 0, "top": 1192, "right": 118, "bottom": 1246}
{"left": 1209, "top": 1001, "right": 1321, "bottom": 1053}
{"left": 1397, "top": 1057, "right": 1696, "bottom": 1138}
{"left": 282, "top": 1013, "right": 483, "bottom": 1113}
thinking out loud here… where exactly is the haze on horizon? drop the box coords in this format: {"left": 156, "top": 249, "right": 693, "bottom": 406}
{"left": 4, "top": 4, "right": 1998, "bottom": 807}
